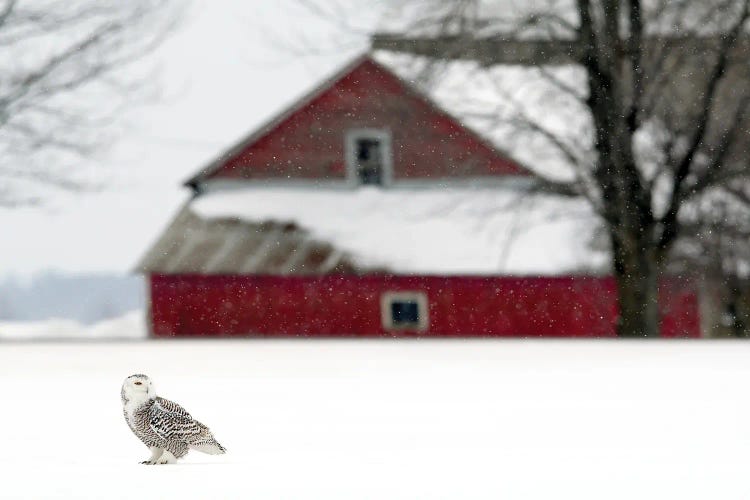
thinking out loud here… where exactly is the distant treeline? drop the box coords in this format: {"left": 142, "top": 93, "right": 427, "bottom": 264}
{"left": 0, "top": 273, "right": 144, "bottom": 324}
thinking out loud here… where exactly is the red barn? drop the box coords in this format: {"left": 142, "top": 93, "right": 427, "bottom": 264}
{"left": 137, "top": 54, "right": 701, "bottom": 337}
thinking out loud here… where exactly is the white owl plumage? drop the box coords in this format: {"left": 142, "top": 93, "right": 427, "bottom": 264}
{"left": 121, "top": 374, "right": 226, "bottom": 464}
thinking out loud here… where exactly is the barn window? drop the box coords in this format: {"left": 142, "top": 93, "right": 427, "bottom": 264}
{"left": 381, "top": 291, "right": 428, "bottom": 331}
{"left": 345, "top": 129, "right": 392, "bottom": 186}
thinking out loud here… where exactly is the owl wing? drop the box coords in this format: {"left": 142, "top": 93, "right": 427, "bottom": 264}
{"left": 149, "top": 397, "right": 204, "bottom": 441}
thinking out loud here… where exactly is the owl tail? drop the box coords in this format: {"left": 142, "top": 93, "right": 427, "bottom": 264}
{"left": 189, "top": 431, "right": 227, "bottom": 455}
{"left": 191, "top": 440, "right": 226, "bottom": 455}
{"left": 188, "top": 421, "right": 226, "bottom": 455}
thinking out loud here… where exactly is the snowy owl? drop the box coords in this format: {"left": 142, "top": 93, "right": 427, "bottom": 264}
{"left": 121, "top": 374, "right": 226, "bottom": 464}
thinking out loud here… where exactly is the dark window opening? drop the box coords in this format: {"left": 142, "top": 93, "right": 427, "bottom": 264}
{"left": 390, "top": 300, "right": 420, "bottom": 327}
{"left": 355, "top": 138, "right": 383, "bottom": 185}
{"left": 381, "top": 292, "right": 428, "bottom": 331}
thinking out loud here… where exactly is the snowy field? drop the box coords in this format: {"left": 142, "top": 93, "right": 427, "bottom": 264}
{"left": 2, "top": 339, "right": 750, "bottom": 499}
{"left": 0, "top": 310, "right": 145, "bottom": 340}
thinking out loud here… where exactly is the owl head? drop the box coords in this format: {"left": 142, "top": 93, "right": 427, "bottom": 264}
{"left": 121, "top": 374, "right": 155, "bottom": 405}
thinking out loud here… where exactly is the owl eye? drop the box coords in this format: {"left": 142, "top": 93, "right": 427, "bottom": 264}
{"left": 134, "top": 381, "right": 143, "bottom": 386}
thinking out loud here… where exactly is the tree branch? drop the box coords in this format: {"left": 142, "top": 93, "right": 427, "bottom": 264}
{"left": 626, "top": 0, "right": 643, "bottom": 131}
{"left": 657, "top": 0, "right": 750, "bottom": 253}
{"left": 0, "top": 0, "right": 16, "bottom": 30}
{"left": 576, "top": 0, "right": 600, "bottom": 77}
{"left": 685, "top": 94, "right": 750, "bottom": 196}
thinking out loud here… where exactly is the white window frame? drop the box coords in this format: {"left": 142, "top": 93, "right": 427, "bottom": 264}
{"left": 345, "top": 128, "right": 393, "bottom": 186}
{"left": 380, "top": 291, "right": 429, "bottom": 332}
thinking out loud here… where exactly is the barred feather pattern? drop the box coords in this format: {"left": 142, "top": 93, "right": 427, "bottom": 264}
{"left": 124, "top": 397, "right": 226, "bottom": 458}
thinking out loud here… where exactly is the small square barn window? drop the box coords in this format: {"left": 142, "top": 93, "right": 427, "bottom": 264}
{"left": 381, "top": 291, "right": 428, "bottom": 331}
{"left": 345, "top": 129, "right": 392, "bottom": 186}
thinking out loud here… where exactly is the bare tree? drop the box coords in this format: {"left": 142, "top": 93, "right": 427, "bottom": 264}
{"left": 371, "top": 0, "right": 750, "bottom": 336}
{"left": 0, "top": 0, "right": 180, "bottom": 206}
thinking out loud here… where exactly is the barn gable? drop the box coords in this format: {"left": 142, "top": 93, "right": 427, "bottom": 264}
{"left": 186, "top": 55, "right": 529, "bottom": 188}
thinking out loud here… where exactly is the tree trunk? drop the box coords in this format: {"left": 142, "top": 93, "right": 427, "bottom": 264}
{"left": 726, "top": 277, "right": 748, "bottom": 338}
{"left": 611, "top": 228, "right": 661, "bottom": 337}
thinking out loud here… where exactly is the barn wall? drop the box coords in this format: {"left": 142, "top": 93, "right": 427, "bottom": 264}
{"left": 208, "top": 59, "right": 526, "bottom": 182}
{"left": 149, "top": 274, "right": 700, "bottom": 338}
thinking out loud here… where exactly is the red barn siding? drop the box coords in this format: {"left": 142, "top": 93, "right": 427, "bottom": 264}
{"left": 205, "top": 58, "right": 527, "bottom": 182}
{"left": 149, "top": 274, "right": 700, "bottom": 338}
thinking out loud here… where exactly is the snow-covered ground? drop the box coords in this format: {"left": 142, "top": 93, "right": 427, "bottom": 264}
{"left": 2, "top": 338, "right": 749, "bottom": 499}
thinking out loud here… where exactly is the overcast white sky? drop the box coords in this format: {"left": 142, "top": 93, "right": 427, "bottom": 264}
{"left": 0, "top": 0, "right": 388, "bottom": 278}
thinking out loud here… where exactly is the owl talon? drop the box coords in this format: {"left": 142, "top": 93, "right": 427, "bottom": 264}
{"left": 155, "top": 451, "right": 177, "bottom": 464}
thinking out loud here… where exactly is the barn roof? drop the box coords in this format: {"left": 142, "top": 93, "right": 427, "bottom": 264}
{"left": 136, "top": 206, "right": 364, "bottom": 276}
{"left": 138, "top": 186, "right": 606, "bottom": 276}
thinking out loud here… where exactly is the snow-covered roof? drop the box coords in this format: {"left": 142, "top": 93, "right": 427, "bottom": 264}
{"left": 155, "top": 186, "right": 606, "bottom": 276}
{"left": 136, "top": 207, "right": 363, "bottom": 276}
